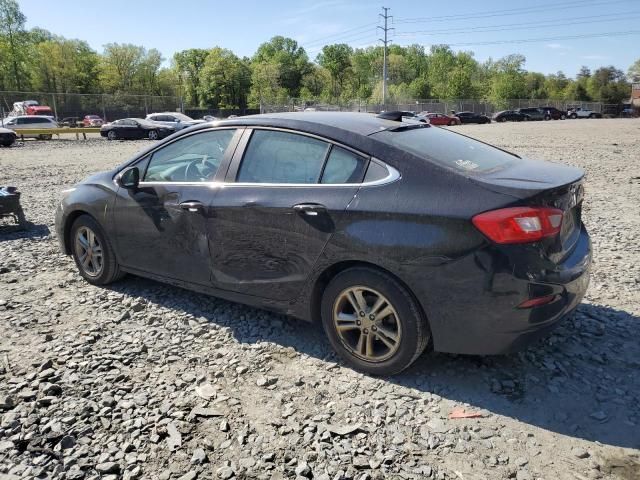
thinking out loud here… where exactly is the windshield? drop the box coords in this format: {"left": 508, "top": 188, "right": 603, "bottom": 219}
{"left": 372, "top": 125, "right": 518, "bottom": 174}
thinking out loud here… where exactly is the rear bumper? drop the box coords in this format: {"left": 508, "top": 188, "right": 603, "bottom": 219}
{"left": 411, "top": 225, "right": 592, "bottom": 355}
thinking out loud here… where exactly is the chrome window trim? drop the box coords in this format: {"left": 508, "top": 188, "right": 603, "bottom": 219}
{"left": 133, "top": 160, "right": 400, "bottom": 189}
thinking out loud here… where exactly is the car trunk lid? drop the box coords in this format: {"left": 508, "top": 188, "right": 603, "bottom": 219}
{"left": 471, "top": 157, "right": 585, "bottom": 260}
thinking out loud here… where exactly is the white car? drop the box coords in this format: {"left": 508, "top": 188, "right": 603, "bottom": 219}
{"left": 1, "top": 116, "right": 59, "bottom": 139}
{"left": 145, "top": 112, "right": 205, "bottom": 130}
{"left": 567, "top": 107, "right": 602, "bottom": 119}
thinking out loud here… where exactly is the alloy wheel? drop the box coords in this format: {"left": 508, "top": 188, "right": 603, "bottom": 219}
{"left": 74, "top": 226, "right": 103, "bottom": 277}
{"left": 148, "top": 130, "right": 159, "bottom": 140}
{"left": 108, "top": 130, "right": 116, "bottom": 140}
{"left": 333, "top": 286, "right": 402, "bottom": 362}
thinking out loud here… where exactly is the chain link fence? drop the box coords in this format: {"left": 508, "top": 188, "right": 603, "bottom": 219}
{"left": 0, "top": 91, "right": 182, "bottom": 122}
{"left": 262, "top": 99, "right": 606, "bottom": 115}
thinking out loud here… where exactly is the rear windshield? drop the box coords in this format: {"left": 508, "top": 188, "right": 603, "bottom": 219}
{"left": 371, "top": 126, "right": 518, "bottom": 174}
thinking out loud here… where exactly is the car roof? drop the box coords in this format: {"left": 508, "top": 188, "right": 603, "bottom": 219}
{"left": 11, "top": 115, "right": 55, "bottom": 119}
{"left": 208, "top": 112, "right": 401, "bottom": 137}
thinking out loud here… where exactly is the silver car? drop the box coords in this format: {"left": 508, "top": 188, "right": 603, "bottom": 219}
{"left": 145, "top": 112, "right": 204, "bottom": 131}
{"left": 1, "top": 116, "right": 59, "bottom": 140}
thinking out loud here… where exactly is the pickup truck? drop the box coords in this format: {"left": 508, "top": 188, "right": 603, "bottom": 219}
{"left": 567, "top": 107, "right": 602, "bottom": 119}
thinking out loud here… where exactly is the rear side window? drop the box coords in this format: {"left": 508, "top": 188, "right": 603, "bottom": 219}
{"left": 321, "top": 147, "right": 366, "bottom": 184}
{"left": 372, "top": 126, "right": 517, "bottom": 174}
{"left": 237, "top": 130, "right": 329, "bottom": 184}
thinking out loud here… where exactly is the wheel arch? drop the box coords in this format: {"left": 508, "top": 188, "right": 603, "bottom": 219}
{"left": 308, "top": 260, "right": 431, "bottom": 338}
{"left": 62, "top": 210, "right": 95, "bottom": 255}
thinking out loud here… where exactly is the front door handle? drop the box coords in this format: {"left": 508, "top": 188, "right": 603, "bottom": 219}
{"left": 293, "top": 203, "right": 327, "bottom": 216}
{"left": 179, "top": 201, "right": 204, "bottom": 212}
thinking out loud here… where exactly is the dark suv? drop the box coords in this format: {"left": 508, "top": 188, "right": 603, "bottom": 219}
{"left": 517, "top": 108, "right": 546, "bottom": 121}
{"left": 539, "top": 107, "right": 567, "bottom": 120}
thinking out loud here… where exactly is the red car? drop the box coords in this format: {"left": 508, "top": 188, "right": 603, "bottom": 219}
{"left": 422, "top": 112, "right": 461, "bottom": 126}
{"left": 83, "top": 115, "right": 104, "bottom": 127}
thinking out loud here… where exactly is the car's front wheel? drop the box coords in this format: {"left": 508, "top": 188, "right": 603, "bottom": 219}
{"left": 107, "top": 130, "right": 117, "bottom": 140}
{"left": 321, "top": 267, "right": 430, "bottom": 375}
{"left": 70, "top": 215, "right": 124, "bottom": 285}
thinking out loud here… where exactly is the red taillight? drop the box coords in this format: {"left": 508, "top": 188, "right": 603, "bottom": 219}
{"left": 472, "top": 207, "right": 563, "bottom": 244}
{"left": 517, "top": 295, "right": 557, "bottom": 308}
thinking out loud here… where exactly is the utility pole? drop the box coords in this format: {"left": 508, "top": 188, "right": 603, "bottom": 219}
{"left": 378, "top": 7, "right": 393, "bottom": 109}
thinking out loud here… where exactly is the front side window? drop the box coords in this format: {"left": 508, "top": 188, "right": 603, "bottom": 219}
{"left": 237, "top": 130, "right": 329, "bottom": 184}
{"left": 144, "top": 129, "right": 236, "bottom": 182}
{"left": 321, "top": 147, "right": 366, "bottom": 184}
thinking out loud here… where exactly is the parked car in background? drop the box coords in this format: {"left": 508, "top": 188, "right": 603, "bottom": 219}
{"left": 100, "top": 118, "right": 175, "bottom": 140}
{"left": 455, "top": 111, "right": 491, "bottom": 124}
{"left": 0, "top": 127, "right": 17, "bottom": 147}
{"left": 202, "top": 115, "right": 219, "bottom": 122}
{"left": 376, "top": 111, "right": 431, "bottom": 124}
{"left": 83, "top": 115, "right": 104, "bottom": 127}
{"left": 56, "top": 112, "right": 591, "bottom": 375}
{"left": 422, "top": 112, "right": 461, "bottom": 126}
{"left": 60, "top": 117, "right": 82, "bottom": 127}
{"left": 1, "top": 116, "right": 58, "bottom": 139}
{"left": 493, "top": 110, "right": 530, "bottom": 122}
{"left": 517, "top": 108, "right": 546, "bottom": 121}
{"left": 146, "top": 112, "right": 205, "bottom": 130}
{"left": 567, "top": 107, "right": 602, "bottom": 119}
{"left": 539, "top": 106, "right": 567, "bottom": 120}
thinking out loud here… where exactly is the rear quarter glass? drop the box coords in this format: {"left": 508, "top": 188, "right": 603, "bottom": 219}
{"left": 372, "top": 126, "right": 518, "bottom": 175}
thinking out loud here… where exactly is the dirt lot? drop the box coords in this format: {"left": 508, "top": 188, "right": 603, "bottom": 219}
{"left": 1, "top": 119, "right": 639, "bottom": 480}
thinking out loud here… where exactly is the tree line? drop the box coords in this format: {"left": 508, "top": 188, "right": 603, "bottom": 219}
{"left": 1, "top": 0, "right": 639, "bottom": 110}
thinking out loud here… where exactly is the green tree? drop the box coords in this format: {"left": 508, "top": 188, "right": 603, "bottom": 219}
{"left": 252, "top": 36, "right": 310, "bottom": 97}
{"left": 628, "top": 59, "right": 640, "bottom": 82}
{"left": 173, "top": 49, "right": 209, "bottom": 106}
{"left": 488, "top": 54, "right": 527, "bottom": 105}
{"left": 0, "top": 0, "right": 28, "bottom": 90}
{"left": 199, "top": 47, "right": 250, "bottom": 109}
{"left": 316, "top": 44, "right": 353, "bottom": 101}
{"left": 587, "top": 66, "right": 629, "bottom": 103}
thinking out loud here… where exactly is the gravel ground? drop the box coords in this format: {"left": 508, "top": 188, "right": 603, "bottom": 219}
{"left": 0, "top": 119, "right": 639, "bottom": 480}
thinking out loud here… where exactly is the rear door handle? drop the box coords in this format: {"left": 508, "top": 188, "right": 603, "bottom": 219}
{"left": 293, "top": 203, "right": 327, "bottom": 216}
{"left": 179, "top": 201, "right": 204, "bottom": 212}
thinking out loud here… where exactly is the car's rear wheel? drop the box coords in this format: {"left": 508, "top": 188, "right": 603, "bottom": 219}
{"left": 448, "top": 120, "right": 455, "bottom": 126}
{"left": 570, "top": 113, "right": 577, "bottom": 119}
{"left": 321, "top": 267, "right": 430, "bottom": 375}
{"left": 107, "top": 130, "right": 117, "bottom": 140}
{"left": 148, "top": 130, "right": 159, "bottom": 140}
{"left": 70, "top": 215, "right": 124, "bottom": 285}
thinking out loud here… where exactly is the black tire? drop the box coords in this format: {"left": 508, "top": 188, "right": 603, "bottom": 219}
{"left": 570, "top": 113, "right": 577, "bottom": 119}
{"left": 498, "top": 117, "right": 506, "bottom": 123}
{"left": 589, "top": 113, "right": 596, "bottom": 119}
{"left": 70, "top": 214, "right": 124, "bottom": 285}
{"left": 107, "top": 130, "right": 117, "bottom": 140}
{"left": 544, "top": 115, "right": 551, "bottom": 121}
{"left": 148, "top": 130, "right": 159, "bottom": 140}
{"left": 0, "top": 141, "right": 13, "bottom": 147}
{"left": 561, "top": 114, "right": 566, "bottom": 120}
{"left": 321, "top": 267, "right": 430, "bottom": 376}
{"left": 448, "top": 120, "right": 455, "bottom": 126}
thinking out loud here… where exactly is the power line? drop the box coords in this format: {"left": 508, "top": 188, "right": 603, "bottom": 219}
{"left": 378, "top": 7, "right": 393, "bottom": 107}
{"left": 440, "top": 30, "right": 640, "bottom": 47}
{"left": 393, "top": 0, "right": 634, "bottom": 24}
{"left": 301, "top": 22, "right": 378, "bottom": 48}
{"left": 304, "top": 28, "right": 380, "bottom": 49}
{"left": 394, "top": 12, "right": 640, "bottom": 37}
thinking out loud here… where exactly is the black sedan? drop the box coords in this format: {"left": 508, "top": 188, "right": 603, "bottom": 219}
{"left": 455, "top": 111, "right": 491, "bottom": 124}
{"left": 100, "top": 118, "right": 175, "bottom": 141}
{"left": 493, "top": 110, "right": 530, "bottom": 122}
{"left": 55, "top": 112, "right": 591, "bottom": 375}
{"left": 0, "top": 127, "right": 17, "bottom": 147}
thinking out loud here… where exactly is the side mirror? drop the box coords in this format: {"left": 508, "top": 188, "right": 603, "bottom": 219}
{"left": 118, "top": 167, "right": 139, "bottom": 189}
{"left": 175, "top": 118, "right": 181, "bottom": 123}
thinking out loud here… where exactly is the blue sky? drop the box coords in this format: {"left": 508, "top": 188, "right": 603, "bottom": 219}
{"left": 19, "top": 0, "right": 640, "bottom": 77}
